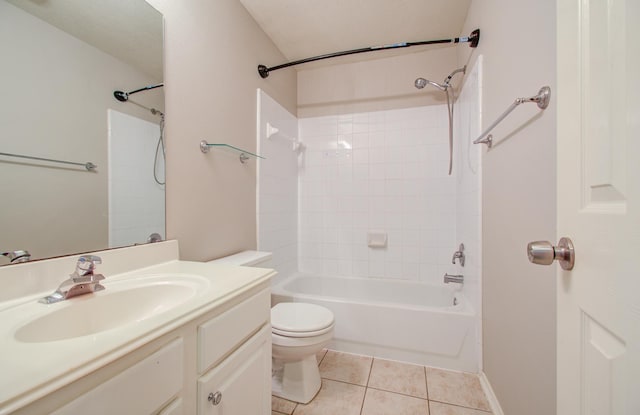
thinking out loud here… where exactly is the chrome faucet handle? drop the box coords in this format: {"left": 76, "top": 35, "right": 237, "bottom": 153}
{"left": 451, "top": 243, "right": 465, "bottom": 266}
{"left": 71, "top": 255, "right": 104, "bottom": 282}
{"left": 75, "top": 255, "right": 101, "bottom": 273}
{"left": 1, "top": 250, "right": 31, "bottom": 263}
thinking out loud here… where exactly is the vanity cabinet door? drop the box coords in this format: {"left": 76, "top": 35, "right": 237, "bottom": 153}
{"left": 197, "top": 324, "right": 271, "bottom": 415}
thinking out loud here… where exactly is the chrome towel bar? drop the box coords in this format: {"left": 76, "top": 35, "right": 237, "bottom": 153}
{"left": 0, "top": 151, "right": 96, "bottom": 171}
{"left": 473, "top": 86, "right": 551, "bottom": 148}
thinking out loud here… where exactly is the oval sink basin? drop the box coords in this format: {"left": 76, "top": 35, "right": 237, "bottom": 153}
{"left": 15, "top": 276, "right": 206, "bottom": 343}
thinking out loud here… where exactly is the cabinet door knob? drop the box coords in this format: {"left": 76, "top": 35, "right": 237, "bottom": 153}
{"left": 208, "top": 391, "right": 222, "bottom": 405}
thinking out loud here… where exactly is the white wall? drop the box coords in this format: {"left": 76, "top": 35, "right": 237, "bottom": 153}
{"left": 459, "top": 2, "right": 557, "bottom": 414}
{"left": 145, "top": 0, "right": 297, "bottom": 261}
{"left": 256, "top": 90, "right": 298, "bottom": 280}
{"left": 108, "top": 110, "right": 165, "bottom": 247}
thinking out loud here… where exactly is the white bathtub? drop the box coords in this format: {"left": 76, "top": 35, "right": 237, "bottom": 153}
{"left": 271, "top": 273, "right": 478, "bottom": 372}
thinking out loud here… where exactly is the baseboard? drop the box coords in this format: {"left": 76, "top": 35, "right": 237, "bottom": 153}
{"left": 479, "top": 371, "right": 504, "bottom": 415}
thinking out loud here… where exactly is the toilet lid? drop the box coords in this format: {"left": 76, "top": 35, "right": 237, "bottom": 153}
{"left": 271, "top": 303, "right": 334, "bottom": 336}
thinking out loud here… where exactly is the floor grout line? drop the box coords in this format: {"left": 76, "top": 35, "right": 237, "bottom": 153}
{"left": 359, "top": 357, "right": 376, "bottom": 415}
{"left": 366, "top": 385, "right": 429, "bottom": 400}
{"left": 424, "top": 365, "right": 429, "bottom": 400}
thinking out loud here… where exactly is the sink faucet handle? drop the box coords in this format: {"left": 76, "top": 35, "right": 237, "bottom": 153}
{"left": 74, "top": 255, "right": 102, "bottom": 276}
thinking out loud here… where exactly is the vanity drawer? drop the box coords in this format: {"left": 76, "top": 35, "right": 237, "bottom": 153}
{"left": 52, "top": 338, "right": 183, "bottom": 415}
{"left": 197, "top": 288, "right": 270, "bottom": 374}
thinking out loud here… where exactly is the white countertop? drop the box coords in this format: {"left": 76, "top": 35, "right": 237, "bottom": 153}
{"left": 0, "top": 256, "right": 274, "bottom": 413}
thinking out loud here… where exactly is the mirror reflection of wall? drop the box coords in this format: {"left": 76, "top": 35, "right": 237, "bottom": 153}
{"left": 108, "top": 110, "right": 165, "bottom": 248}
{"left": 0, "top": 0, "right": 164, "bottom": 265}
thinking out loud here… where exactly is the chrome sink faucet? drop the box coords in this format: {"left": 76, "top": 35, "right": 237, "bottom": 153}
{"left": 39, "top": 255, "right": 105, "bottom": 304}
{"left": 1, "top": 250, "right": 31, "bottom": 264}
{"left": 451, "top": 243, "right": 465, "bottom": 266}
{"left": 444, "top": 273, "right": 464, "bottom": 284}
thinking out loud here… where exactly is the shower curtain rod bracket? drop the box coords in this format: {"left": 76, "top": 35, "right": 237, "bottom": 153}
{"left": 258, "top": 29, "right": 480, "bottom": 78}
{"left": 534, "top": 86, "right": 551, "bottom": 109}
{"left": 469, "top": 29, "right": 480, "bottom": 48}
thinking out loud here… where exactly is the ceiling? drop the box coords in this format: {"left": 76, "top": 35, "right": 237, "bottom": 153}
{"left": 7, "top": 0, "right": 471, "bottom": 79}
{"left": 6, "top": 0, "right": 163, "bottom": 80}
{"left": 239, "top": 0, "right": 472, "bottom": 69}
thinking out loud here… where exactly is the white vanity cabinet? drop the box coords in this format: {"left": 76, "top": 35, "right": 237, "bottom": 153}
{"left": 11, "top": 285, "right": 272, "bottom": 415}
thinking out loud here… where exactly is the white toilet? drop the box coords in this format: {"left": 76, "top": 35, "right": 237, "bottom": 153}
{"left": 208, "top": 251, "right": 334, "bottom": 404}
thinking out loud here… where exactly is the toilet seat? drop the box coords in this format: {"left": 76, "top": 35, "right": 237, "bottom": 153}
{"left": 272, "top": 323, "right": 334, "bottom": 338}
{"left": 271, "top": 303, "right": 334, "bottom": 338}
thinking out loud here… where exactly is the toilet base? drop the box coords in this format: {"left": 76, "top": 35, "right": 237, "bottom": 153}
{"left": 272, "top": 355, "right": 321, "bottom": 404}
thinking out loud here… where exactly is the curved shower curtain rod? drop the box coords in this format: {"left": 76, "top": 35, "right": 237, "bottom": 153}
{"left": 257, "top": 29, "right": 480, "bottom": 78}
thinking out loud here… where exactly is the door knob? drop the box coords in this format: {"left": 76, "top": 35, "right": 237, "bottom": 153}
{"left": 208, "top": 391, "right": 222, "bottom": 406}
{"left": 527, "top": 237, "right": 575, "bottom": 270}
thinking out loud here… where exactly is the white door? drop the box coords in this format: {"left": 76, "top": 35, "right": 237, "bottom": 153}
{"left": 557, "top": 0, "right": 640, "bottom": 414}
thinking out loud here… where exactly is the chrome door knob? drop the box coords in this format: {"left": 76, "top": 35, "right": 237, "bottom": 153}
{"left": 208, "top": 391, "right": 222, "bottom": 406}
{"left": 527, "top": 237, "right": 575, "bottom": 270}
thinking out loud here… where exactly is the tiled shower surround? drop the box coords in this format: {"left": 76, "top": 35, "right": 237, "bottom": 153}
{"left": 297, "top": 106, "right": 457, "bottom": 283}
{"left": 258, "top": 74, "right": 481, "bottom": 292}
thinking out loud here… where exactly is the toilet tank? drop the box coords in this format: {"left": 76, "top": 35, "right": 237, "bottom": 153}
{"left": 207, "top": 251, "right": 273, "bottom": 268}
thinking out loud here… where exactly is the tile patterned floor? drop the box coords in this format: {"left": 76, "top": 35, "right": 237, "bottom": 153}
{"left": 272, "top": 350, "right": 493, "bottom": 415}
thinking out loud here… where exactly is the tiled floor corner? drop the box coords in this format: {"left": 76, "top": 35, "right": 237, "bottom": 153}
{"left": 426, "top": 367, "right": 491, "bottom": 412}
{"left": 319, "top": 350, "right": 373, "bottom": 386}
{"left": 272, "top": 350, "right": 493, "bottom": 415}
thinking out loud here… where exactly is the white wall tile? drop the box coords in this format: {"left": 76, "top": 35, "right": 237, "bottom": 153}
{"left": 294, "top": 103, "right": 478, "bottom": 288}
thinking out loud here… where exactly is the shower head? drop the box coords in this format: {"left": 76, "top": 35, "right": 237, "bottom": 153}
{"left": 113, "top": 83, "right": 164, "bottom": 103}
{"left": 414, "top": 78, "right": 448, "bottom": 91}
{"left": 414, "top": 66, "right": 466, "bottom": 92}
{"left": 414, "top": 78, "right": 427, "bottom": 89}
{"left": 113, "top": 90, "right": 129, "bottom": 102}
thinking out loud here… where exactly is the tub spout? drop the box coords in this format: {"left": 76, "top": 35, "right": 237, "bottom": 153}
{"left": 444, "top": 273, "right": 464, "bottom": 284}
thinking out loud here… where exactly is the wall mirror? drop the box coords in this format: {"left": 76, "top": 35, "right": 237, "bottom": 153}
{"left": 0, "top": 0, "right": 165, "bottom": 266}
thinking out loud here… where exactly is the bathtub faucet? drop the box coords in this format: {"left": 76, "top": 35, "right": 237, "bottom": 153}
{"left": 451, "top": 243, "right": 465, "bottom": 266}
{"left": 444, "top": 273, "right": 464, "bottom": 284}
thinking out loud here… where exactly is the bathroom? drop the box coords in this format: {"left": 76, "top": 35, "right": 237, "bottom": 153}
{"left": 1, "top": 0, "right": 637, "bottom": 414}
